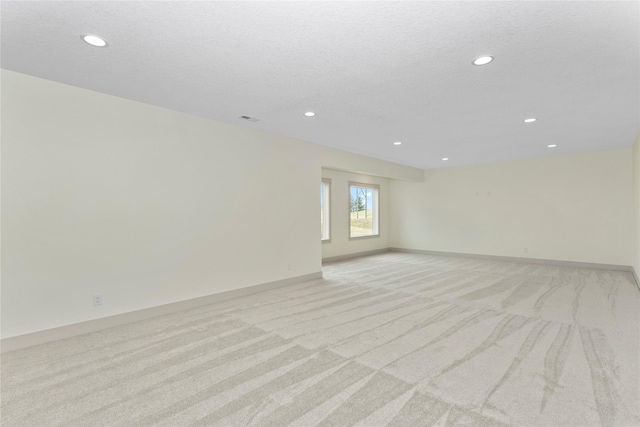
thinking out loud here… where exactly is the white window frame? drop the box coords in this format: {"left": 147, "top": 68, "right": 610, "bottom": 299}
{"left": 321, "top": 179, "right": 331, "bottom": 242}
{"left": 348, "top": 182, "right": 380, "bottom": 239}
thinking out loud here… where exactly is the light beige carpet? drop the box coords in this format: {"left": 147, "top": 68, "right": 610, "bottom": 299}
{"left": 2, "top": 253, "right": 639, "bottom": 426}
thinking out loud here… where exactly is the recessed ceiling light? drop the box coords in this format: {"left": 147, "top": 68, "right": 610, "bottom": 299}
{"left": 524, "top": 118, "right": 537, "bottom": 123}
{"left": 442, "top": 157, "right": 449, "bottom": 161}
{"left": 393, "top": 141, "right": 402, "bottom": 145}
{"left": 304, "top": 111, "right": 315, "bottom": 117}
{"left": 472, "top": 56, "right": 493, "bottom": 66}
{"left": 82, "top": 35, "right": 108, "bottom": 47}
{"left": 547, "top": 144, "right": 557, "bottom": 148}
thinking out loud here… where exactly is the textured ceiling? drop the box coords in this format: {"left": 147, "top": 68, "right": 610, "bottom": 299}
{"left": 2, "top": 1, "right": 639, "bottom": 169}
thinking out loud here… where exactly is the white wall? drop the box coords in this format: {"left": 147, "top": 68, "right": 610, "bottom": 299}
{"left": 1, "top": 70, "right": 421, "bottom": 338}
{"left": 319, "top": 147, "right": 422, "bottom": 182}
{"left": 390, "top": 149, "right": 633, "bottom": 266}
{"left": 633, "top": 134, "right": 640, "bottom": 276}
{"left": 321, "top": 169, "right": 390, "bottom": 259}
{"left": 7, "top": 68, "right": 632, "bottom": 341}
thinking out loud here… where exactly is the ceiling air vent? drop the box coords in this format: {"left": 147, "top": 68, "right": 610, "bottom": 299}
{"left": 239, "top": 115, "right": 260, "bottom": 122}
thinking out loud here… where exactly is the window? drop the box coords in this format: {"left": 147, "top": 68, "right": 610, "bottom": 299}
{"left": 349, "top": 183, "right": 379, "bottom": 238}
{"left": 321, "top": 179, "right": 331, "bottom": 241}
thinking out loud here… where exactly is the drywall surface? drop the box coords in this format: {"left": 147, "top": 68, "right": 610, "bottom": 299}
{"left": 319, "top": 146, "right": 423, "bottom": 182}
{"left": 390, "top": 149, "right": 633, "bottom": 266}
{"left": 1, "top": 70, "right": 418, "bottom": 338}
{"left": 633, "top": 134, "right": 640, "bottom": 276}
{"left": 321, "top": 169, "right": 390, "bottom": 259}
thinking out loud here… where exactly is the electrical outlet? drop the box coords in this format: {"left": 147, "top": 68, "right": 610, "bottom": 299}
{"left": 93, "top": 294, "right": 103, "bottom": 306}
{"left": 524, "top": 247, "right": 528, "bottom": 254}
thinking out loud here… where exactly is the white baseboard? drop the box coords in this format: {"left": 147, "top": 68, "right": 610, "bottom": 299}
{"left": 322, "top": 248, "right": 391, "bottom": 264}
{"left": 1, "top": 272, "right": 323, "bottom": 353}
{"left": 389, "top": 248, "right": 634, "bottom": 272}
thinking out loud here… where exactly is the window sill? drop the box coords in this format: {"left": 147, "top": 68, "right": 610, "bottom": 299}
{"left": 348, "top": 234, "right": 380, "bottom": 241}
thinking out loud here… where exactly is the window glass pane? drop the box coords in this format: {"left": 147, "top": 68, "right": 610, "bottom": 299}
{"left": 349, "top": 184, "right": 378, "bottom": 237}
{"left": 321, "top": 180, "right": 330, "bottom": 240}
